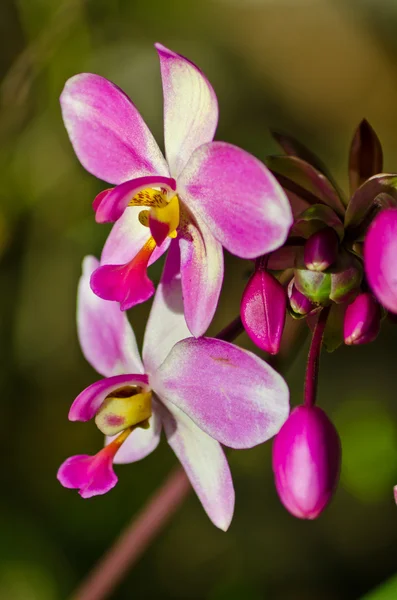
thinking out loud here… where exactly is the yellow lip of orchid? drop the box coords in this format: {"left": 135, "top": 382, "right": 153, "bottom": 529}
{"left": 129, "top": 187, "right": 180, "bottom": 245}
{"left": 95, "top": 386, "right": 153, "bottom": 436}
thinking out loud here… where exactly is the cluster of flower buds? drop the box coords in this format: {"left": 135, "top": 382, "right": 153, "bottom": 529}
{"left": 241, "top": 120, "right": 397, "bottom": 518}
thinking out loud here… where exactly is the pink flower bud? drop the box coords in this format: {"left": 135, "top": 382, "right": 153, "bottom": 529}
{"left": 241, "top": 269, "right": 286, "bottom": 354}
{"left": 272, "top": 405, "right": 341, "bottom": 519}
{"left": 343, "top": 292, "right": 381, "bottom": 345}
{"left": 304, "top": 227, "right": 339, "bottom": 272}
{"left": 288, "top": 280, "right": 315, "bottom": 315}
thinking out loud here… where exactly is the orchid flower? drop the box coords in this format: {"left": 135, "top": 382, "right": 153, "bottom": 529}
{"left": 60, "top": 43, "right": 293, "bottom": 337}
{"left": 57, "top": 250, "right": 289, "bottom": 530}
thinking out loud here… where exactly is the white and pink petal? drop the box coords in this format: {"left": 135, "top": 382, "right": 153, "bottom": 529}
{"left": 179, "top": 141, "right": 293, "bottom": 259}
{"left": 160, "top": 402, "right": 234, "bottom": 531}
{"left": 60, "top": 73, "right": 169, "bottom": 185}
{"left": 179, "top": 212, "right": 224, "bottom": 338}
{"left": 143, "top": 240, "right": 191, "bottom": 375}
{"left": 155, "top": 43, "right": 218, "bottom": 178}
{"left": 154, "top": 337, "right": 289, "bottom": 449}
{"left": 78, "top": 256, "right": 144, "bottom": 377}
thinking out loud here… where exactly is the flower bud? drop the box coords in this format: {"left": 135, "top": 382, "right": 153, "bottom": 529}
{"left": 288, "top": 279, "right": 315, "bottom": 315}
{"left": 241, "top": 269, "right": 286, "bottom": 354}
{"left": 304, "top": 227, "right": 339, "bottom": 272}
{"left": 272, "top": 405, "right": 341, "bottom": 519}
{"left": 344, "top": 292, "right": 381, "bottom": 345}
{"left": 294, "top": 266, "right": 331, "bottom": 304}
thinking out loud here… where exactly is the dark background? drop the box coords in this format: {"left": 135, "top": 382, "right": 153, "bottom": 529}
{"left": 1, "top": 0, "right": 397, "bottom": 598}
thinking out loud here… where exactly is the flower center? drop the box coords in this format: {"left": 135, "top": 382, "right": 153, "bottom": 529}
{"left": 95, "top": 385, "right": 153, "bottom": 436}
{"left": 129, "top": 187, "right": 180, "bottom": 246}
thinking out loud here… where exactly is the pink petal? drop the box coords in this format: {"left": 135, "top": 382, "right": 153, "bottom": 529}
{"left": 69, "top": 374, "right": 149, "bottom": 422}
{"left": 179, "top": 142, "right": 293, "bottom": 258}
{"left": 78, "top": 256, "right": 144, "bottom": 377}
{"left": 106, "top": 405, "right": 162, "bottom": 465}
{"left": 154, "top": 338, "right": 289, "bottom": 449}
{"left": 95, "top": 176, "right": 176, "bottom": 223}
{"left": 179, "top": 214, "right": 224, "bottom": 337}
{"left": 155, "top": 43, "right": 218, "bottom": 178}
{"left": 60, "top": 73, "right": 169, "bottom": 185}
{"left": 100, "top": 207, "right": 170, "bottom": 268}
{"left": 57, "top": 452, "right": 118, "bottom": 498}
{"left": 364, "top": 208, "right": 397, "bottom": 313}
{"left": 91, "top": 238, "right": 158, "bottom": 311}
{"left": 160, "top": 402, "right": 234, "bottom": 531}
{"left": 143, "top": 240, "right": 190, "bottom": 374}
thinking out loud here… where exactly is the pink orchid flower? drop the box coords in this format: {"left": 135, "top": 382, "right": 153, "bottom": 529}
{"left": 60, "top": 43, "right": 293, "bottom": 337}
{"left": 364, "top": 208, "right": 397, "bottom": 314}
{"left": 58, "top": 250, "right": 289, "bottom": 530}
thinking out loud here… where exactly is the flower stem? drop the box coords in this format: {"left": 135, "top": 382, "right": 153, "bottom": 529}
{"left": 304, "top": 305, "right": 331, "bottom": 408}
{"left": 70, "top": 468, "right": 189, "bottom": 600}
{"left": 70, "top": 314, "right": 245, "bottom": 600}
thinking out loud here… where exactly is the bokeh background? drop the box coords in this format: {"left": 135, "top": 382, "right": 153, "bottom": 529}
{"left": 2, "top": 0, "right": 397, "bottom": 598}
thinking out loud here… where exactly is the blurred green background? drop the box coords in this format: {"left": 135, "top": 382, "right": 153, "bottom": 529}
{"left": 2, "top": 0, "right": 397, "bottom": 598}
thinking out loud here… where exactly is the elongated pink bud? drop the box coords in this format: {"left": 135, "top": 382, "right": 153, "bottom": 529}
{"left": 343, "top": 292, "right": 381, "bottom": 345}
{"left": 304, "top": 227, "right": 339, "bottom": 272}
{"left": 241, "top": 269, "right": 286, "bottom": 354}
{"left": 272, "top": 405, "right": 341, "bottom": 519}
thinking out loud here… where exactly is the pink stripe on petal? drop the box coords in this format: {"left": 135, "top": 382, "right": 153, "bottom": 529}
{"left": 160, "top": 402, "right": 234, "bottom": 531}
{"left": 60, "top": 73, "right": 169, "bottom": 185}
{"left": 155, "top": 338, "right": 289, "bottom": 449}
{"left": 179, "top": 214, "right": 224, "bottom": 337}
{"left": 69, "top": 374, "right": 149, "bottom": 422}
{"left": 100, "top": 207, "right": 170, "bottom": 268}
{"left": 155, "top": 43, "right": 218, "bottom": 178}
{"left": 57, "top": 453, "right": 118, "bottom": 498}
{"left": 143, "top": 240, "right": 190, "bottom": 375}
{"left": 78, "top": 256, "right": 144, "bottom": 377}
{"left": 95, "top": 176, "right": 177, "bottom": 223}
{"left": 365, "top": 208, "right": 397, "bottom": 313}
{"left": 179, "top": 142, "right": 293, "bottom": 259}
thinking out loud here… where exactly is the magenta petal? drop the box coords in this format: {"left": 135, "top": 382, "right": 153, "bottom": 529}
{"left": 155, "top": 43, "right": 218, "bottom": 178}
{"left": 241, "top": 269, "right": 287, "bottom": 354}
{"left": 90, "top": 262, "right": 154, "bottom": 311}
{"left": 69, "top": 374, "right": 149, "bottom": 422}
{"left": 95, "top": 176, "right": 177, "bottom": 223}
{"left": 78, "top": 256, "right": 144, "bottom": 377}
{"left": 154, "top": 338, "right": 289, "bottom": 449}
{"left": 179, "top": 215, "right": 224, "bottom": 337}
{"left": 57, "top": 453, "right": 118, "bottom": 498}
{"left": 272, "top": 405, "right": 341, "bottom": 519}
{"left": 179, "top": 142, "right": 293, "bottom": 258}
{"left": 143, "top": 240, "right": 190, "bottom": 374}
{"left": 364, "top": 208, "right": 397, "bottom": 313}
{"left": 160, "top": 402, "right": 234, "bottom": 531}
{"left": 60, "top": 73, "right": 169, "bottom": 184}
{"left": 100, "top": 207, "right": 170, "bottom": 268}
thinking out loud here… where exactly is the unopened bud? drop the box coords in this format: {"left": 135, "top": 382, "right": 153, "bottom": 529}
{"left": 344, "top": 292, "right": 381, "bottom": 345}
{"left": 241, "top": 269, "right": 286, "bottom": 354}
{"left": 272, "top": 405, "right": 341, "bottom": 519}
{"left": 304, "top": 227, "right": 339, "bottom": 272}
{"left": 288, "top": 280, "right": 315, "bottom": 316}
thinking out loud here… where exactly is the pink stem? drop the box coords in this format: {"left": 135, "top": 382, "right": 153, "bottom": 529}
{"left": 71, "top": 468, "right": 190, "bottom": 600}
{"left": 304, "top": 306, "right": 331, "bottom": 408}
